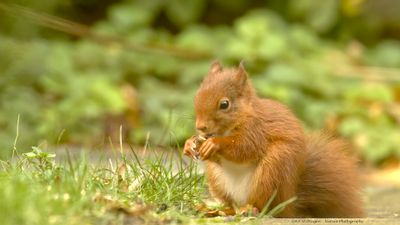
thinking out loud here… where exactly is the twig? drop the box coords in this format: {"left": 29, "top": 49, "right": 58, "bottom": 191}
{"left": 12, "top": 114, "right": 20, "bottom": 160}
{"left": 119, "top": 125, "right": 123, "bottom": 155}
{"left": 0, "top": 3, "right": 211, "bottom": 60}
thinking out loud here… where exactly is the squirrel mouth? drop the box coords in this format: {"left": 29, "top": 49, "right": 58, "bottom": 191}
{"left": 204, "top": 133, "right": 215, "bottom": 138}
{"left": 197, "top": 133, "right": 215, "bottom": 139}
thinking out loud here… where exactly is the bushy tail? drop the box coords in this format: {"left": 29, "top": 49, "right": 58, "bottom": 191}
{"left": 296, "top": 133, "right": 365, "bottom": 218}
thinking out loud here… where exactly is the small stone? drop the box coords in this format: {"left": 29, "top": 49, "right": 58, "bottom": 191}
{"left": 157, "top": 203, "right": 168, "bottom": 213}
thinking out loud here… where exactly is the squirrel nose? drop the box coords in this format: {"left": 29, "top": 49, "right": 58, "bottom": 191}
{"left": 196, "top": 125, "right": 208, "bottom": 133}
{"left": 196, "top": 121, "right": 208, "bottom": 133}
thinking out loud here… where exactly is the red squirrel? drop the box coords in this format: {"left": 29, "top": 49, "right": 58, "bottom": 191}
{"left": 183, "top": 61, "right": 364, "bottom": 218}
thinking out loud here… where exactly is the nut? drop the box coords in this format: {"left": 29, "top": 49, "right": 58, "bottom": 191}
{"left": 197, "top": 135, "right": 207, "bottom": 142}
{"left": 189, "top": 135, "right": 208, "bottom": 160}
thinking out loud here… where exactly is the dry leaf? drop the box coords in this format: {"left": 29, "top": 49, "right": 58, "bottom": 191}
{"left": 195, "top": 203, "right": 236, "bottom": 217}
{"left": 108, "top": 204, "right": 151, "bottom": 217}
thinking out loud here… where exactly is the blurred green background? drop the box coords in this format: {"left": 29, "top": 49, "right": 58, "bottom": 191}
{"left": 0, "top": 0, "right": 399, "bottom": 165}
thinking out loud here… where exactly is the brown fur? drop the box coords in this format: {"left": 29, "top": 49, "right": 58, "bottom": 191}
{"left": 183, "top": 61, "right": 364, "bottom": 218}
{"left": 295, "top": 133, "right": 365, "bottom": 217}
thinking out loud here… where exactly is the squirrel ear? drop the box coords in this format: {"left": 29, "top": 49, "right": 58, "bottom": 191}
{"left": 236, "top": 60, "right": 248, "bottom": 87}
{"left": 209, "top": 60, "right": 223, "bottom": 74}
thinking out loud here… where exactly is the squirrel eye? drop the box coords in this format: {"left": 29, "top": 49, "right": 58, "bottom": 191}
{"left": 219, "top": 99, "right": 230, "bottom": 110}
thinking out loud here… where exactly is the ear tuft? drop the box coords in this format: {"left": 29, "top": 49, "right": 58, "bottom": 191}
{"left": 210, "top": 60, "right": 223, "bottom": 74}
{"left": 236, "top": 60, "right": 248, "bottom": 87}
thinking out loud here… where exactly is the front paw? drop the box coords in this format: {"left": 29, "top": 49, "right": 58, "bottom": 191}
{"left": 183, "top": 136, "right": 198, "bottom": 160}
{"left": 239, "top": 204, "right": 259, "bottom": 217}
{"left": 198, "top": 138, "right": 218, "bottom": 160}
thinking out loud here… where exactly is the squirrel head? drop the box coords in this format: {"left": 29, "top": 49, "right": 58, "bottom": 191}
{"left": 194, "top": 60, "right": 256, "bottom": 137}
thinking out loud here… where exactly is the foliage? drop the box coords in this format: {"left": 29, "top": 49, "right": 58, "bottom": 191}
{"left": 0, "top": 0, "right": 400, "bottom": 164}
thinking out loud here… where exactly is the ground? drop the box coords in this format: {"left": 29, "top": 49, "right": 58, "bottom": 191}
{"left": 364, "top": 167, "right": 400, "bottom": 219}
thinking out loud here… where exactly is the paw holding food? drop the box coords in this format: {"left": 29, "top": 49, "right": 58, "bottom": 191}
{"left": 198, "top": 138, "right": 219, "bottom": 160}
{"left": 183, "top": 135, "right": 207, "bottom": 160}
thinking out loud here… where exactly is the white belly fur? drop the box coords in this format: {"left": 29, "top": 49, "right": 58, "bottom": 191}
{"left": 212, "top": 158, "right": 257, "bottom": 206}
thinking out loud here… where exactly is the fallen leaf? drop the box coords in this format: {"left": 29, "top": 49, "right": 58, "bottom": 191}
{"left": 108, "top": 204, "right": 151, "bottom": 217}
{"left": 195, "top": 203, "right": 236, "bottom": 217}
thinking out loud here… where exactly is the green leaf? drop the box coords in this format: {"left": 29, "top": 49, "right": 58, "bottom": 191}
{"left": 22, "top": 152, "right": 37, "bottom": 158}
{"left": 109, "top": 3, "right": 156, "bottom": 32}
{"left": 165, "top": 0, "right": 205, "bottom": 27}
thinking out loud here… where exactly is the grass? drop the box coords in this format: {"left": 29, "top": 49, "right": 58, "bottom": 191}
{"left": 1, "top": 145, "right": 204, "bottom": 225}
{"left": 0, "top": 144, "right": 297, "bottom": 225}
